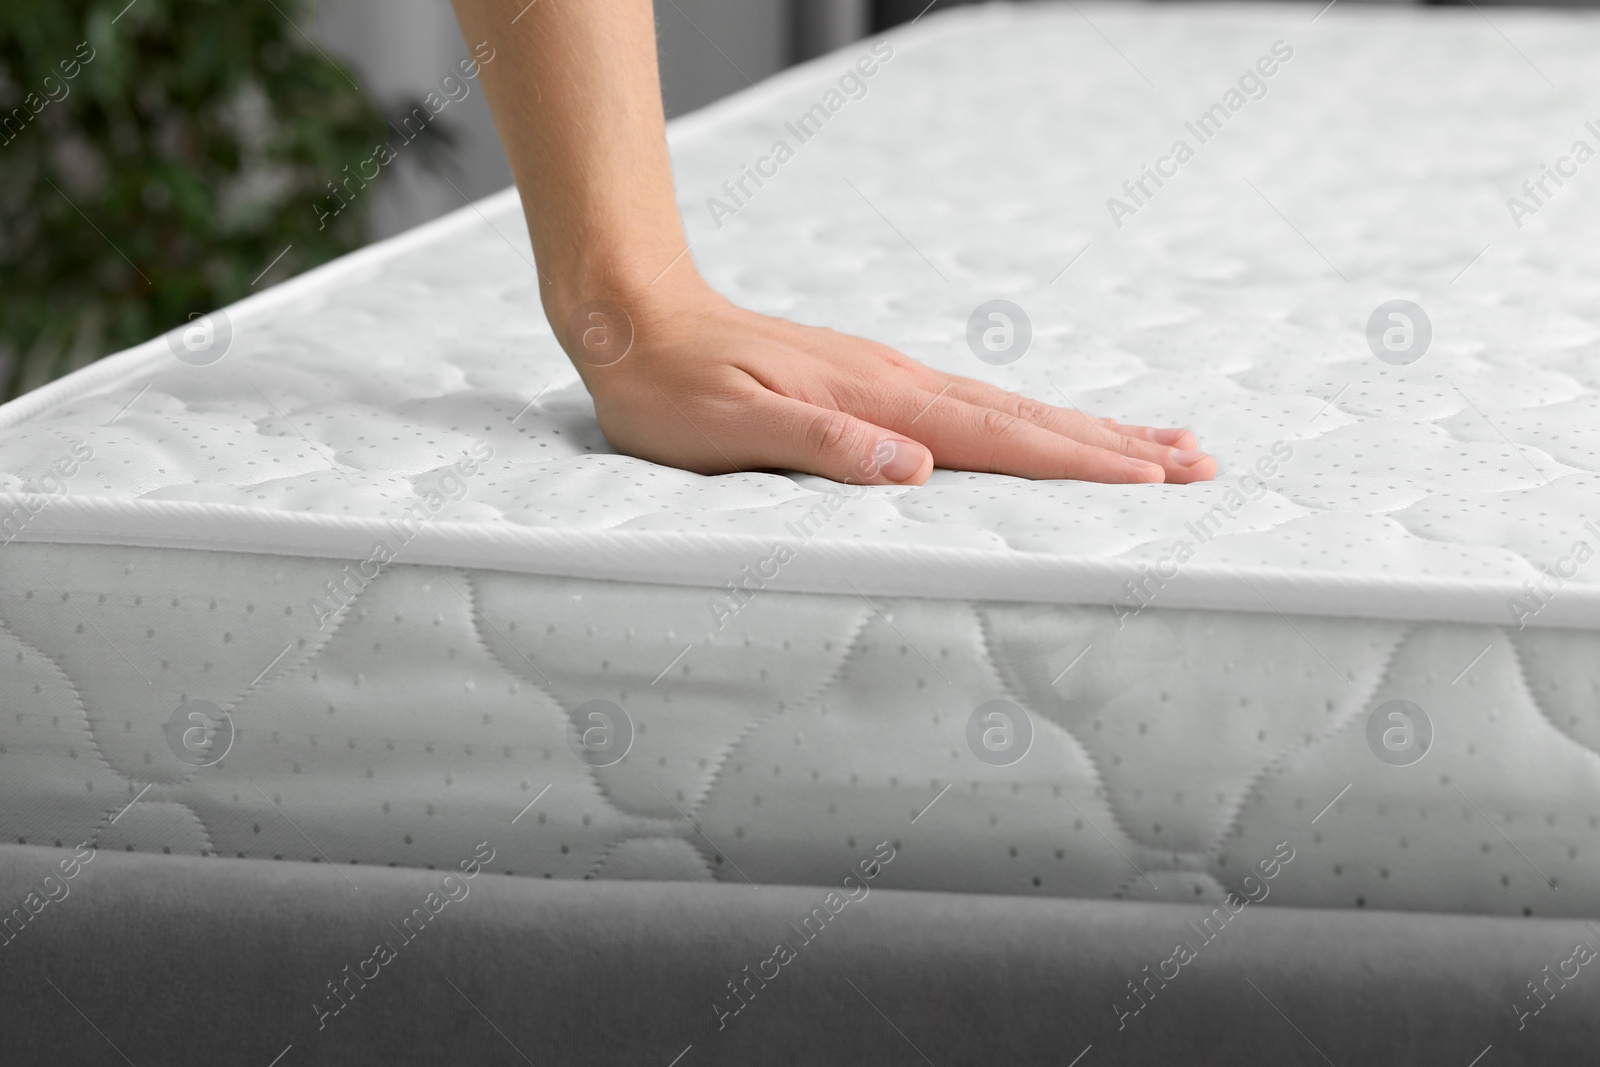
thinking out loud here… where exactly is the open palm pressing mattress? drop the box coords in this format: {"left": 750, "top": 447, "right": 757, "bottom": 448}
{"left": 4, "top": 2, "right": 1600, "bottom": 928}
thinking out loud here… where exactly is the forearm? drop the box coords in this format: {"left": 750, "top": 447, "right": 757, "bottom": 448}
{"left": 450, "top": 0, "right": 699, "bottom": 322}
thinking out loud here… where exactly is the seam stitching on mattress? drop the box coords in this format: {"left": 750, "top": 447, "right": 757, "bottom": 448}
{"left": 86, "top": 792, "right": 220, "bottom": 856}
{"left": 228, "top": 575, "right": 367, "bottom": 713}
{"left": 671, "top": 603, "right": 881, "bottom": 881}
{"left": 0, "top": 607, "right": 126, "bottom": 788}
{"left": 452, "top": 569, "right": 640, "bottom": 828}
{"left": 580, "top": 839, "right": 628, "bottom": 881}
{"left": 1506, "top": 629, "right": 1600, "bottom": 772}
{"left": 1110, "top": 868, "right": 1231, "bottom": 903}
{"left": 974, "top": 604, "right": 1153, "bottom": 859}
{"left": 458, "top": 568, "right": 564, "bottom": 703}
{"left": 1208, "top": 621, "right": 1415, "bottom": 858}
{"left": 687, "top": 602, "right": 880, "bottom": 822}
{"left": 0, "top": 561, "right": 221, "bottom": 853}
{"left": 583, "top": 834, "right": 719, "bottom": 882}
{"left": 168, "top": 794, "right": 220, "bottom": 856}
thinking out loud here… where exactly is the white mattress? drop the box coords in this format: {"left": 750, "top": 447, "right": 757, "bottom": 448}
{"left": 3, "top": 2, "right": 1600, "bottom": 918}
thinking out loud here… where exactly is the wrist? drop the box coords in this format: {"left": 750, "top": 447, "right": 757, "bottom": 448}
{"left": 532, "top": 218, "right": 704, "bottom": 310}
{"left": 537, "top": 244, "right": 718, "bottom": 359}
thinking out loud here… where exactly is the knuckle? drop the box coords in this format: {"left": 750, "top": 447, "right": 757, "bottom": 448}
{"left": 1012, "top": 396, "right": 1051, "bottom": 423}
{"left": 979, "top": 407, "right": 1024, "bottom": 441}
{"left": 807, "top": 409, "right": 860, "bottom": 459}
{"left": 870, "top": 344, "right": 917, "bottom": 373}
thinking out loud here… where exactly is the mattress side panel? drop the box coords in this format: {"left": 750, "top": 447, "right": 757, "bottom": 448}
{"left": 2, "top": 540, "right": 1593, "bottom": 919}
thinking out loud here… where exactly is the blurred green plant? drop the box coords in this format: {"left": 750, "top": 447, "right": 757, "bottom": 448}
{"left": 0, "top": 0, "right": 438, "bottom": 399}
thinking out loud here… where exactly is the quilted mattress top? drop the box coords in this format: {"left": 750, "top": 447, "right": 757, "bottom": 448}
{"left": 3, "top": 1, "right": 1599, "bottom": 627}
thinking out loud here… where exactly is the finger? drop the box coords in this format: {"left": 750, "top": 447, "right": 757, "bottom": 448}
{"left": 932, "top": 380, "right": 1215, "bottom": 483}
{"left": 1100, "top": 418, "right": 1199, "bottom": 452}
{"left": 885, "top": 390, "right": 1165, "bottom": 483}
{"left": 747, "top": 392, "right": 934, "bottom": 486}
{"left": 926, "top": 371, "right": 1202, "bottom": 454}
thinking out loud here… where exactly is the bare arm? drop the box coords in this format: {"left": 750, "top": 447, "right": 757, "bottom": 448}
{"left": 450, "top": 0, "right": 1214, "bottom": 486}
{"left": 451, "top": 0, "right": 687, "bottom": 315}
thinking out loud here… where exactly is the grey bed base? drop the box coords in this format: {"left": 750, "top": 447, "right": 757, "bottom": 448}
{"left": 1, "top": 843, "right": 1593, "bottom": 1065}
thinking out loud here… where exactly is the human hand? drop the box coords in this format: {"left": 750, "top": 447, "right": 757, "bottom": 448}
{"left": 558, "top": 277, "right": 1218, "bottom": 487}
{"left": 450, "top": 0, "right": 1212, "bottom": 487}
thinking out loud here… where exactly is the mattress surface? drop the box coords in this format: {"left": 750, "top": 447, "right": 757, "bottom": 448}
{"left": 3, "top": 2, "right": 1600, "bottom": 918}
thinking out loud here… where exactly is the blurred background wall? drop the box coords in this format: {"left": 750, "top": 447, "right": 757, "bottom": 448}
{"left": 311, "top": 0, "right": 875, "bottom": 240}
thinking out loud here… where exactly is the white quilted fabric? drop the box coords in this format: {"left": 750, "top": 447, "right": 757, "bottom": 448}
{"left": 3, "top": 3, "right": 1600, "bottom": 917}
{"left": 2, "top": 540, "right": 1596, "bottom": 917}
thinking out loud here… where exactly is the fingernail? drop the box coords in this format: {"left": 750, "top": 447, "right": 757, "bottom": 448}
{"left": 1171, "top": 449, "right": 1209, "bottom": 466}
{"left": 877, "top": 438, "right": 926, "bottom": 483}
{"left": 1150, "top": 427, "right": 1189, "bottom": 445}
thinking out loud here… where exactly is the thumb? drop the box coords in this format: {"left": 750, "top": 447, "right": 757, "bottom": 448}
{"left": 748, "top": 393, "right": 933, "bottom": 485}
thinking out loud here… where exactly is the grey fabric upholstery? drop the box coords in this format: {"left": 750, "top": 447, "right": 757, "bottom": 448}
{"left": 1, "top": 843, "right": 1593, "bottom": 1065}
